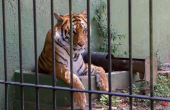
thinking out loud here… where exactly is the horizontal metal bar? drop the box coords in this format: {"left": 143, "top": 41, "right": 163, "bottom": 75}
{"left": 0, "top": 80, "right": 170, "bottom": 102}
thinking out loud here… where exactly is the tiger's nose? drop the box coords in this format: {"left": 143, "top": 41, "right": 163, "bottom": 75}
{"left": 78, "top": 42, "right": 85, "bottom": 47}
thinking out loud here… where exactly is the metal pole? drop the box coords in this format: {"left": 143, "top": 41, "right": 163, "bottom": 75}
{"left": 33, "top": 0, "right": 39, "bottom": 109}
{"left": 69, "top": 0, "right": 74, "bottom": 109}
{"left": 18, "top": 0, "right": 24, "bottom": 109}
{"left": 149, "top": 0, "right": 154, "bottom": 109}
{"left": 87, "top": 0, "right": 92, "bottom": 109}
{"left": 107, "top": 0, "right": 112, "bottom": 109}
{"left": 50, "top": 0, "right": 56, "bottom": 109}
{"left": 128, "top": 0, "right": 133, "bottom": 109}
{"left": 2, "top": 0, "right": 8, "bottom": 109}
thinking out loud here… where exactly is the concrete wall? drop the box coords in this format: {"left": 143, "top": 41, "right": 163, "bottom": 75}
{"left": 0, "top": 0, "right": 170, "bottom": 109}
{"left": 110, "top": 0, "right": 170, "bottom": 60}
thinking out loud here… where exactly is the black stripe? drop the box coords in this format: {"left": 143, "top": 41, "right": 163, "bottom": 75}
{"left": 91, "top": 68, "right": 94, "bottom": 74}
{"left": 73, "top": 19, "right": 81, "bottom": 23}
{"left": 77, "top": 61, "right": 83, "bottom": 73}
{"left": 57, "top": 49, "right": 64, "bottom": 55}
{"left": 39, "top": 56, "right": 49, "bottom": 72}
{"left": 73, "top": 54, "right": 79, "bottom": 62}
{"left": 73, "top": 15, "right": 80, "bottom": 18}
{"left": 55, "top": 40, "right": 70, "bottom": 55}
{"left": 62, "top": 36, "right": 69, "bottom": 44}
{"left": 46, "top": 58, "right": 52, "bottom": 63}
{"left": 55, "top": 51, "right": 68, "bottom": 66}
{"left": 81, "top": 69, "right": 88, "bottom": 76}
{"left": 61, "top": 27, "right": 63, "bottom": 37}
{"left": 41, "top": 53, "right": 52, "bottom": 67}
{"left": 55, "top": 59, "right": 65, "bottom": 65}
{"left": 61, "top": 20, "right": 68, "bottom": 37}
{"left": 38, "top": 65, "right": 47, "bottom": 73}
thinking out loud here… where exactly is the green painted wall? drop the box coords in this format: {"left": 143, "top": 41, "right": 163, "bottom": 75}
{"left": 0, "top": 0, "right": 170, "bottom": 109}
{"left": 110, "top": 0, "right": 170, "bottom": 60}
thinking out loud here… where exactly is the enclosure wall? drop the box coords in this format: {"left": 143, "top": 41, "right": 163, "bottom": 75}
{"left": 1, "top": 0, "right": 170, "bottom": 109}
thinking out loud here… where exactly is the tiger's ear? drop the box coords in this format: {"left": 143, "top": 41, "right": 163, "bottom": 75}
{"left": 81, "top": 9, "right": 87, "bottom": 19}
{"left": 54, "top": 13, "right": 63, "bottom": 23}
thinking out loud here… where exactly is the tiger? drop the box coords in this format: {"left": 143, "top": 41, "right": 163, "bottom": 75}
{"left": 38, "top": 9, "right": 108, "bottom": 108}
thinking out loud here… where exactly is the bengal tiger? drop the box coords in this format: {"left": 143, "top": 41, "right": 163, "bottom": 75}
{"left": 38, "top": 9, "right": 108, "bottom": 108}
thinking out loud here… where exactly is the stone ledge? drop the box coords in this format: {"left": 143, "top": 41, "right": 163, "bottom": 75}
{"left": 14, "top": 70, "right": 129, "bottom": 108}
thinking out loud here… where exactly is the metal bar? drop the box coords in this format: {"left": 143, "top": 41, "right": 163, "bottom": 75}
{"left": 50, "top": 0, "right": 56, "bottom": 109}
{"left": 149, "top": 0, "right": 154, "bottom": 109}
{"left": 69, "top": 0, "right": 74, "bottom": 109}
{"left": 18, "top": 0, "right": 24, "bottom": 109}
{"left": 128, "top": 0, "right": 133, "bottom": 109}
{"left": 33, "top": 0, "right": 39, "bottom": 110}
{"left": 87, "top": 0, "right": 92, "bottom": 110}
{"left": 1, "top": 80, "right": 170, "bottom": 102}
{"left": 2, "top": 0, "right": 8, "bottom": 110}
{"left": 107, "top": 0, "right": 112, "bottom": 109}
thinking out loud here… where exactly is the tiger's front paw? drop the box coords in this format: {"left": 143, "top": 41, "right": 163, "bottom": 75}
{"left": 74, "top": 92, "right": 86, "bottom": 109}
{"left": 96, "top": 68, "right": 109, "bottom": 91}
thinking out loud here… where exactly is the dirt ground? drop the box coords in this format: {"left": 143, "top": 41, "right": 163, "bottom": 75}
{"left": 58, "top": 62, "right": 170, "bottom": 110}
{"left": 57, "top": 100, "right": 170, "bottom": 110}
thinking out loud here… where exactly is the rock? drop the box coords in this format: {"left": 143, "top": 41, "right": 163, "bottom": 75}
{"left": 111, "top": 107, "right": 117, "bottom": 110}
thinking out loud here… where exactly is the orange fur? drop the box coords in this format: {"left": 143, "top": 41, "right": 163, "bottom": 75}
{"left": 38, "top": 9, "right": 108, "bottom": 108}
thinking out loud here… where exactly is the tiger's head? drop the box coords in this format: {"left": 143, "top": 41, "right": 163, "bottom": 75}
{"left": 54, "top": 9, "right": 88, "bottom": 54}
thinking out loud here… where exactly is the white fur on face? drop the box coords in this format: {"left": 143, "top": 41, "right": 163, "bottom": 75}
{"left": 81, "top": 20, "right": 87, "bottom": 30}
{"left": 55, "top": 28, "right": 70, "bottom": 47}
{"left": 55, "top": 19, "right": 88, "bottom": 54}
{"left": 72, "top": 20, "right": 88, "bottom": 54}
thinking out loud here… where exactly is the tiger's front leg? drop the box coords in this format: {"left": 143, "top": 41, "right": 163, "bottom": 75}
{"left": 85, "top": 64, "right": 109, "bottom": 91}
{"left": 55, "top": 68, "right": 86, "bottom": 109}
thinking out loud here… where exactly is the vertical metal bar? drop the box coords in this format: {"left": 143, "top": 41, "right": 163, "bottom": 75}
{"left": 128, "top": 0, "right": 133, "bottom": 110}
{"left": 87, "top": 0, "right": 92, "bottom": 110}
{"left": 2, "top": 0, "right": 8, "bottom": 110}
{"left": 50, "top": 0, "right": 56, "bottom": 109}
{"left": 107, "top": 0, "right": 112, "bottom": 110}
{"left": 18, "top": 0, "right": 24, "bottom": 109}
{"left": 69, "top": 0, "right": 74, "bottom": 109}
{"left": 33, "top": 0, "right": 39, "bottom": 110}
{"left": 149, "top": 0, "right": 154, "bottom": 109}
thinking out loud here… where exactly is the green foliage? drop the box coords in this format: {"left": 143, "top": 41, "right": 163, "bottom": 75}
{"left": 132, "top": 84, "right": 140, "bottom": 95}
{"left": 99, "top": 84, "right": 140, "bottom": 107}
{"left": 93, "top": 1, "right": 127, "bottom": 57}
{"left": 99, "top": 94, "right": 109, "bottom": 106}
{"left": 142, "top": 75, "right": 170, "bottom": 105}
{"left": 99, "top": 94, "right": 120, "bottom": 106}
{"left": 114, "top": 75, "right": 170, "bottom": 106}
{"left": 154, "top": 75, "right": 170, "bottom": 97}
{"left": 154, "top": 49, "right": 163, "bottom": 69}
